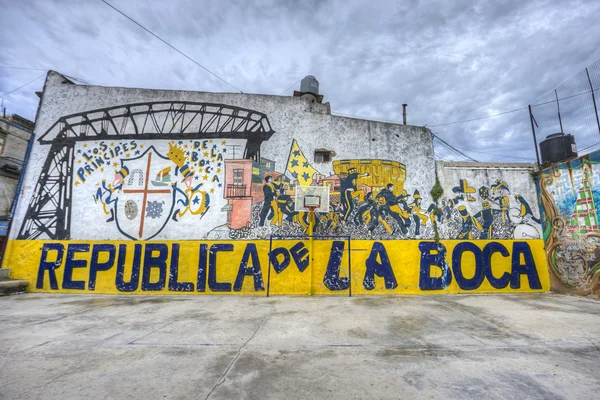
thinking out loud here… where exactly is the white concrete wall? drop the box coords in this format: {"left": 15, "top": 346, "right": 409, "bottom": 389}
{"left": 9, "top": 71, "right": 434, "bottom": 240}
{"left": 435, "top": 161, "right": 541, "bottom": 240}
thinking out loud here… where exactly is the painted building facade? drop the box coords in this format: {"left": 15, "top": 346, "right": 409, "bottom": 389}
{"left": 3, "top": 71, "right": 549, "bottom": 295}
{"left": 0, "top": 115, "right": 33, "bottom": 262}
{"left": 538, "top": 151, "right": 600, "bottom": 296}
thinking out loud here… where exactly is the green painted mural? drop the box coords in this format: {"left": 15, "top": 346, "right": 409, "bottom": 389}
{"left": 538, "top": 151, "right": 600, "bottom": 296}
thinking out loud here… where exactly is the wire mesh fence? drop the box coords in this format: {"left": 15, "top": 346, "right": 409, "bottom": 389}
{"left": 530, "top": 59, "right": 600, "bottom": 161}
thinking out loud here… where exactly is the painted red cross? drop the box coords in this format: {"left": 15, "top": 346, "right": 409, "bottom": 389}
{"left": 122, "top": 152, "right": 171, "bottom": 238}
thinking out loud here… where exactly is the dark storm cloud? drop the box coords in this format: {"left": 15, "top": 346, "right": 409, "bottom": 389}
{"left": 1, "top": 0, "right": 599, "bottom": 161}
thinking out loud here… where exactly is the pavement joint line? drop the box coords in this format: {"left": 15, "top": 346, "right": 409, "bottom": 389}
{"left": 203, "top": 302, "right": 273, "bottom": 399}
{"left": 127, "top": 321, "right": 174, "bottom": 345}
{"left": 102, "top": 340, "right": 600, "bottom": 353}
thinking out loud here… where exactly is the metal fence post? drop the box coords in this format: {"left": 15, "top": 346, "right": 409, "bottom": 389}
{"left": 586, "top": 68, "right": 600, "bottom": 137}
{"left": 529, "top": 105, "right": 541, "bottom": 167}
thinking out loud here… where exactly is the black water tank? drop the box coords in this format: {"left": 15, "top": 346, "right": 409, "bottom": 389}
{"left": 540, "top": 133, "right": 577, "bottom": 163}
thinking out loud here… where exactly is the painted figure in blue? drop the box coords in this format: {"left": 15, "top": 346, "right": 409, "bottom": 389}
{"left": 426, "top": 202, "right": 442, "bottom": 223}
{"left": 259, "top": 175, "right": 281, "bottom": 226}
{"left": 354, "top": 192, "right": 376, "bottom": 226}
{"left": 457, "top": 205, "right": 482, "bottom": 239}
{"left": 474, "top": 186, "right": 495, "bottom": 239}
{"left": 514, "top": 194, "right": 540, "bottom": 224}
{"left": 278, "top": 195, "right": 296, "bottom": 223}
{"left": 340, "top": 168, "right": 369, "bottom": 221}
{"left": 409, "top": 190, "right": 428, "bottom": 236}
{"left": 376, "top": 184, "right": 410, "bottom": 234}
{"left": 474, "top": 201, "right": 495, "bottom": 239}
{"left": 491, "top": 180, "right": 510, "bottom": 223}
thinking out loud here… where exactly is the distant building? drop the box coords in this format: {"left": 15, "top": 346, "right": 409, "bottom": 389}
{"left": 0, "top": 114, "right": 34, "bottom": 258}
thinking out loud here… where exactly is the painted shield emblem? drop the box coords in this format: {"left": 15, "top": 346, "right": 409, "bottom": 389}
{"left": 114, "top": 146, "right": 175, "bottom": 240}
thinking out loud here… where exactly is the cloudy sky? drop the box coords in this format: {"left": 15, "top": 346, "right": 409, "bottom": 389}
{"left": 1, "top": 0, "right": 600, "bottom": 162}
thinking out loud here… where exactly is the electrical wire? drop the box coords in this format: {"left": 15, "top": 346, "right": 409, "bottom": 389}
{"left": 278, "top": 78, "right": 302, "bottom": 95}
{"left": 432, "top": 133, "right": 478, "bottom": 162}
{"left": 450, "top": 144, "right": 535, "bottom": 161}
{"left": 428, "top": 106, "right": 528, "bottom": 128}
{"left": 100, "top": 0, "right": 243, "bottom": 93}
{"left": 0, "top": 73, "right": 46, "bottom": 97}
{"left": 0, "top": 66, "right": 47, "bottom": 71}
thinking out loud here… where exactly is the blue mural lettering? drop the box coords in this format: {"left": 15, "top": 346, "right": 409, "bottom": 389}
{"left": 63, "top": 244, "right": 90, "bottom": 290}
{"left": 197, "top": 244, "right": 208, "bottom": 292}
{"left": 483, "top": 242, "right": 510, "bottom": 289}
{"left": 363, "top": 242, "right": 398, "bottom": 290}
{"left": 234, "top": 243, "right": 264, "bottom": 291}
{"left": 270, "top": 247, "right": 291, "bottom": 274}
{"left": 452, "top": 242, "right": 484, "bottom": 290}
{"left": 209, "top": 244, "right": 233, "bottom": 292}
{"left": 323, "top": 241, "right": 350, "bottom": 291}
{"left": 116, "top": 244, "right": 142, "bottom": 292}
{"left": 141, "top": 243, "right": 168, "bottom": 291}
{"left": 289, "top": 242, "right": 309, "bottom": 272}
{"left": 36, "top": 243, "right": 65, "bottom": 290}
{"left": 511, "top": 242, "right": 542, "bottom": 289}
{"left": 418, "top": 242, "right": 451, "bottom": 290}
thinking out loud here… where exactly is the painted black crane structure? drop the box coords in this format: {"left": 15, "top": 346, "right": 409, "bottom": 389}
{"left": 18, "top": 101, "right": 275, "bottom": 240}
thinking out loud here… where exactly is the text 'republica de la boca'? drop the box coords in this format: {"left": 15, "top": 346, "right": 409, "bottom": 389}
{"left": 27, "top": 239, "right": 549, "bottom": 294}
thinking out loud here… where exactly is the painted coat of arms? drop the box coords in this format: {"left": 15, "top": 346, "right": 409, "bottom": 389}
{"left": 77, "top": 140, "right": 226, "bottom": 240}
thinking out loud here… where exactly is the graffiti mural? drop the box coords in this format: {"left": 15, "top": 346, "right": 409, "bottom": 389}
{"left": 538, "top": 153, "right": 600, "bottom": 296}
{"left": 3, "top": 71, "right": 551, "bottom": 296}
{"left": 83, "top": 140, "right": 228, "bottom": 239}
{"left": 15, "top": 101, "right": 543, "bottom": 244}
{"left": 17, "top": 101, "right": 275, "bottom": 240}
{"left": 212, "top": 138, "right": 439, "bottom": 240}
{"left": 436, "top": 177, "right": 541, "bottom": 241}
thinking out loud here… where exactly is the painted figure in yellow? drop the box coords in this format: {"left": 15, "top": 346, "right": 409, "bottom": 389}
{"left": 296, "top": 211, "right": 306, "bottom": 227}
{"left": 273, "top": 194, "right": 294, "bottom": 227}
{"left": 373, "top": 196, "right": 394, "bottom": 234}
{"left": 320, "top": 210, "right": 340, "bottom": 232}
{"left": 452, "top": 179, "right": 477, "bottom": 201}
{"left": 473, "top": 186, "right": 496, "bottom": 239}
{"left": 457, "top": 205, "right": 482, "bottom": 239}
{"left": 492, "top": 181, "right": 510, "bottom": 223}
{"left": 340, "top": 167, "right": 369, "bottom": 221}
{"left": 409, "top": 190, "right": 429, "bottom": 235}
{"left": 176, "top": 188, "right": 210, "bottom": 219}
{"left": 376, "top": 184, "right": 409, "bottom": 234}
{"left": 167, "top": 143, "right": 194, "bottom": 188}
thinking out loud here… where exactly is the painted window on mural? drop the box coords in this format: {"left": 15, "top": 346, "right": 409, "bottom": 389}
{"left": 314, "top": 150, "right": 331, "bottom": 163}
{"left": 233, "top": 169, "right": 244, "bottom": 186}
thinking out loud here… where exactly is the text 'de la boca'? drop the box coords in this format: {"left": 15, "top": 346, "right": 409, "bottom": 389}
{"left": 18, "top": 239, "right": 550, "bottom": 295}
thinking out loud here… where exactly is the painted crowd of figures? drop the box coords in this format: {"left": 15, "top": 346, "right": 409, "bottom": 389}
{"left": 255, "top": 173, "right": 540, "bottom": 240}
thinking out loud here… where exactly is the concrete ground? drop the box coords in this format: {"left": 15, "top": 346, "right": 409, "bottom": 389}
{"left": 0, "top": 294, "right": 599, "bottom": 400}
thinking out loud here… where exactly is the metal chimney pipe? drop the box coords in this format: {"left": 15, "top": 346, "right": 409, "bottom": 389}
{"left": 402, "top": 104, "right": 407, "bottom": 125}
